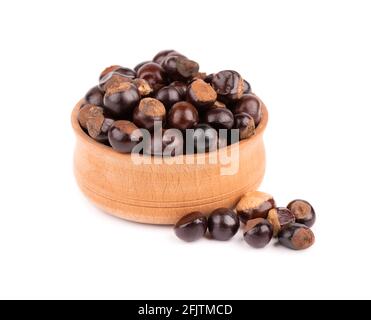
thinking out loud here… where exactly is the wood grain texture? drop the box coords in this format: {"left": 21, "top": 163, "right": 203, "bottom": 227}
{"left": 71, "top": 97, "right": 268, "bottom": 225}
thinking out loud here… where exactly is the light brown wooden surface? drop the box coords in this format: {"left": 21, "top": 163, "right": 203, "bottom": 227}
{"left": 71, "top": 98, "right": 269, "bottom": 225}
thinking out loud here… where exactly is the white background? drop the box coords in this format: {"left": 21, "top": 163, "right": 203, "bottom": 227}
{"left": 0, "top": 0, "right": 370, "bottom": 300}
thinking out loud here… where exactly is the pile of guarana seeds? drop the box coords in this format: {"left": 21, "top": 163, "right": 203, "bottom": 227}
{"left": 174, "top": 191, "right": 316, "bottom": 250}
{"left": 78, "top": 50, "right": 262, "bottom": 155}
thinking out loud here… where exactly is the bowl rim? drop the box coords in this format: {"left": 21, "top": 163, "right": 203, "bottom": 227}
{"left": 71, "top": 95, "right": 268, "bottom": 160}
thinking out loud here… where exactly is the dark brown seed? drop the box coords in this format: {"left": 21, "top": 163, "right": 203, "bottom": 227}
{"left": 99, "top": 72, "right": 132, "bottom": 91}
{"left": 243, "top": 80, "right": 251, "bottom": 94}
{"left": 134, "top": 61, "right": 151, "bottom": 72}
{"left": 243, "top": 218, "right": 273, "bottom": 248}
{"left": 208, "top": 101, "right": 226, "bottom": 110}
{"left": 167, "top": 102, "right": 199, "bottom": 130}
{"left": 137, "top": 62, "right": 167, "bottom": 91}
{"left": 87, "top": 117, "right": 114, "bottom": 143}
{"left": 161, "top": 55, "right": 199, "bottom": 80}
{"left": 211, "top": 70, "right": 244, "bottom": 102}
{"left": 174, "top": 57, "right": 199, "bottom": 79}
{"left": 204, "top": 73, "right": 214, "bottom": 84}
{"left": 161, "top": 55, "right": 199, "bottom": 81}
{"left": 85, "top": 86, "right": 104, "bottom": 106}
{"left": 78, "top": 104, "right": 104, "bottom": 130}
{"left": 111, "top": 67, "right": 136, "bottom": 79}
{"left": 234, "top": 94, "right": 262, "bottom": 127}
{"left": 236, "top": 191, "right": 276, "bottom": 223}
{"left": 267, "top": 207, "right": 296, "bottom": 237}
{"left": 108, "top": 120, "right": 143, "bottom": 153}
{"left": 278, "top": 223, "right": 315, "bottom": 250}
{"left": 174, "top": 212, "right": 208, "bottom": 242}
{"left": 176, "top": 58, "right": 199, "bottom": 79}
{"left": 99, "top": 65, "right": 122, "bottom": 80}
{"left": 287, "top": 200, "right": 316, "bottom": 227}
{"left": 192, "top": 72, "right": 207, "bottom": 81}
{"left": 99, "top": 66, "right": 136, "bottom": 81}
{"left": 187, "top": 79, "right": 217, "bottom": 110}
{"left": 153, "top": 50, "right": 185, "bottom": 65}
{"left": 131, "top": 78, "right": 153, "bottom": 97}
{"left": 155, "top": 85, "right": 183, "bottom": 110}
{"left": 103, "top": 82, "right": 140, "bottom": 118}
{"left": 132, "top": 98, "right": 166, "bottom": 132}
{"left": 169, "top": 81, "right": 188, "bottom": 98}
{"left": 233, "top": 113, "right": 255, "bottom": 140}
{"left": 208, "top": 208, "right": 240, "bottom": 241}
{"left": 204, "top": 108, "right": 234, "bottom": 130}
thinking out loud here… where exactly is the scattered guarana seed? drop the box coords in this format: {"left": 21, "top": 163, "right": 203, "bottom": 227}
{"left": 173, "top": 195, "right": 316, "bottom": 251}
{"left": 278, "top": 223, "right": 315, "bottom": 250}
{"left": 287, "top": 199, "right": 316, "bottom": 227}
{"left": 267, "top": 207, "right": 295, "bottom": 237}
{"left": 174, "top": 212, "right": 208, "bottom": 242}
{"left": 236, "top": 191, "right": 276, "bottom": 223}
{"left": 243, "top": 218, "right": 273, "bottom": 248}
{"left": 208, "top": 208, "right": 240, "bottom": 241}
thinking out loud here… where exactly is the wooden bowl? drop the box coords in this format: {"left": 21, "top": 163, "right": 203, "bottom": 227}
{"left": 72, "top": 97, "right": 268, "bottom": 225}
